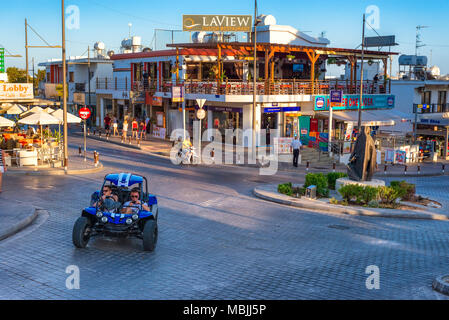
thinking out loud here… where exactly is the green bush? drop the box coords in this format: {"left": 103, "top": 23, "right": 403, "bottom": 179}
{"left": 304, "top": 173, "right": 329, "bottom": 197}
{"left": 278, "top": 182, "right": 293, "bottom": 196}
{"left": 390, "top": 181, "right": 415, "bottom": 201}
{"left": 338, "top": 184, "right": 379, "bottom": 205}
{"left": 378, "top": 186, "right": 401, "bottom": 205}
{"left": 326, "top": 172, "right": 348, "bottom": 190}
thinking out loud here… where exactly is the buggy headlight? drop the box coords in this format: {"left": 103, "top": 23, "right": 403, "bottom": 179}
{"left": 132, "top": 214, "right": 139, "bottom": 220}
{"left": 96, "top": 212, "right": 103, "bottom": 218}
{"left": 125, "top": 218, "right": 133, "bottom": 225}
{"left": 101, "top": 216, "right": 108, "bottom": 223}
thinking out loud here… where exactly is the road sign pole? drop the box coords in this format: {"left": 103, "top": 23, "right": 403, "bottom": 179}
{"left": 329, "top": 103, "right": 333, "bottom": 156}
{"left": 84, "top": 119, "right": 87, "bottom": 162}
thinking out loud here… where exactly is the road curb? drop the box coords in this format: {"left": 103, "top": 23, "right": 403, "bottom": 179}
{"left": 0, "top": 208, "right": 38, "bottom": 241}
{"left": 253, "top": 184, "right": 449, "bottom": 220}
{"left": 432, "top": 275, "right": 449, "bottom": 296}
{"left": 4, "top": 162, "right": 103, "bottom": 176}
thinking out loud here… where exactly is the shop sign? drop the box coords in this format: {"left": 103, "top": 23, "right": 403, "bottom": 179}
{"left": 263, "top": 106, "right": 301, "bottom": 113}
{"left": 73, "top": 92, "right": 85, "bottom": 104}
{"left": 156, "top": 112, "right": 164, "bottom": 127}
{"left": 274, "top": 137, "right": 293, "bottom": 154}
{"left": 206, "top": 106, "right": 243, "bottom": 113}
{"left": 417, "top": 117, "right": 449, "bottom": 126}
{"left": 314, "top": 94, "right": 395, "bottom": 111}
{"left": 183, "top": 15, "right": 252, "bottom": 32}
{"left": 330, "top": 90, "right": 343, "bottom": 104}
{"left": 172, "top": 85, "right": 184, "bottom": 103}
{"left": 152, "top": 126, "right": 166, "bottom": 139}
{"left": 0, "top": 83, "right": 34, "bottom": 99}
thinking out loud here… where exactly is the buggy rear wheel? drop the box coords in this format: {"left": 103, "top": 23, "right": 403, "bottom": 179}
{"left": 142, "top": 219, "right": 158, "bottom": 251}
{"left": 72, "top": 217, "right": 92, "bottom": 248}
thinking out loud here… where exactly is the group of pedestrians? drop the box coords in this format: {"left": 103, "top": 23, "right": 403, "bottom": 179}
{"left": 104, "top": 114, "right": 148, "bottom": 141}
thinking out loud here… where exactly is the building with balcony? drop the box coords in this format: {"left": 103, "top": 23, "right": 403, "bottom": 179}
{"left": 96, "top": 15, "right": 397, "bottom": 148}
{"left": 410, "top": 80, "right": 449, "bottom": 160}
{"left": 38, "top": 44, "right": 113, "bottom": 125}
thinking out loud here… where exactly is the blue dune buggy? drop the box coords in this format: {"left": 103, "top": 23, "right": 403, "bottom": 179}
{"left": 72, "top": 173, "right": 159, "bottom": 251}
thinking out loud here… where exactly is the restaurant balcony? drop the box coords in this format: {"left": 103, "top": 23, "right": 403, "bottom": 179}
{"left": 162, "top": 79, "right": 391, "bottom": 96}
{"left": 95, "top": 78, "right": 157, "bottom": 94}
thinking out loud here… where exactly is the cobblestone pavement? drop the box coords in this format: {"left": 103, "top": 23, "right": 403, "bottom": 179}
{"left": 1, "top": 134, "right": 449, "bottom": 300}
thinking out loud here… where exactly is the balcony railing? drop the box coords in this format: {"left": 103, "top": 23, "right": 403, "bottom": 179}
{"left": 164, "top": 79, "right": 390, "bottom": 96}
{"left": 96, "top": 76, "right": 391, "bottom": 96}
{"left": 96, "top": 77, "right": 158, "bottom": 92}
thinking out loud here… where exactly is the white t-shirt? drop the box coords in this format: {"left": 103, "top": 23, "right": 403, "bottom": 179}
{"left": 123, "top": 201, "right": 148, "bottom": 213}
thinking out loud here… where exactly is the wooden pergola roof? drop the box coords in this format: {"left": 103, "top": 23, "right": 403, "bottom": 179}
{"left": 167, "top": 42, "right": 398, "bottom": 59}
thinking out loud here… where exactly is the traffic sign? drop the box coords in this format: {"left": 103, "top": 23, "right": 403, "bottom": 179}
{"left": 79, "top": 107, "right": 91, "bottom": 120}
{"left": 196, "top": 108, "right": 206, "bottom": 120}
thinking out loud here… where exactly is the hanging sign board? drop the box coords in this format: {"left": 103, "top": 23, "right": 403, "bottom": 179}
{"left": 183, "top": 15, "right": 252, "bottom": 32}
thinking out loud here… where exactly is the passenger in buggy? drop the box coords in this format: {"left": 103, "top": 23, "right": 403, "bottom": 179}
{"left": 121, "top": 189, "right": 150, "bottom": 214}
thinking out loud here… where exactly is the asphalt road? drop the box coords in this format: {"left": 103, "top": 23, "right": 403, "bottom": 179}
{"left": 1, "top": 134, "right": 449, "bottom": 299}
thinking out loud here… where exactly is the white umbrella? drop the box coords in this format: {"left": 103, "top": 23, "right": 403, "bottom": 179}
{"left": 0, "top": 103, "right": 14, "bottom": 111}
{"left": 20, "top": 106, "right": 44, "bottom": 118}
{"left": 4, "top": 104, "right": 27, "bottom": 115}
{"left": 0, "top": 116, "right": 15, "bottom": 127}
{"left": 51, "top": 109, "right": 81, "bottom": 123}
{"left": 43, "top": 107, "right": 55, "bottom": 114}
{"left": 18, "top": 112, "right": 60, "bottom": 146}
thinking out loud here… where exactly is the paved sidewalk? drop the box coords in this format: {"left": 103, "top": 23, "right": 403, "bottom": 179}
{"left": 0, "top": 199, "right": 38, "bottom": 241}
{"left": 254, "top": 184, "right": 449, "bottom": 220}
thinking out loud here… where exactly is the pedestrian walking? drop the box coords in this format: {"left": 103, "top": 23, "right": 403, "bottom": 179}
{"left": 104, "top": 114, "right": 111, "bottom": 135}
{"left": 131, "top": 118, "right": 138, "bottom": 139}
{"left": 139, "top": 119, "right": 146, "bottom": 140}
{"left": 112, "top": 116, "right": 119, "bottom": 136}
{"left": 122, "top": 120, "right": 128, "bottom": 139}
{"left": 290, "top": 135, "right": 302, "bottom": 167}
{"left": 0, "top": 149, "right": 6, "bottom": 193}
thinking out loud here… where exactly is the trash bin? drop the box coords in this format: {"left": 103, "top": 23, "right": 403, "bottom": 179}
{"left": 305, "top": 185, "right": 317, "bottom": 199}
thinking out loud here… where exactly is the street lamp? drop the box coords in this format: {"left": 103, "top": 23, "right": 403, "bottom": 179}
{"left": 62, "top": 0, "right": 68, "bottom": 171}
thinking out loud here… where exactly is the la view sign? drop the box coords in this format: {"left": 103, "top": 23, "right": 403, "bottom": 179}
{"left": 0, "top": 83, "right": 33, "bottom": 100}
{"left": 314, "top": 94, "right": 395, "bottom": 111}
{"left": 183, "top": 15, "right": 252, "bottom": 32}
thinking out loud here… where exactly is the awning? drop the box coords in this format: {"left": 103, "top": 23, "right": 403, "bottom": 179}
{"left": 319, "top": 109, "right": 410, "bottom": 127}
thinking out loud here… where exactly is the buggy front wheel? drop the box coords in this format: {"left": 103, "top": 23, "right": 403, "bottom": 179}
{"left": 142, "top": 220, "right": 158, "bottom": 251}
{"left": 72, "top": 217, "right": 92, "bottom": 248}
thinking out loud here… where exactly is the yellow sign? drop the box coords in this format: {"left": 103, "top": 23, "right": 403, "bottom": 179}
{"left": 183, "top": 15, "right": 252, "bottom": 32}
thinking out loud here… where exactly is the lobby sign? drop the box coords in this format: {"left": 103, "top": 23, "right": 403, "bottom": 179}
{"left": 314, "top": 94, "right": 395, "bottom": 111}
{"left": 0, "top": 83, "right": 34, "bottom": 99}
{"left": 183, "top": 15, "right": 252, "bottom": 32}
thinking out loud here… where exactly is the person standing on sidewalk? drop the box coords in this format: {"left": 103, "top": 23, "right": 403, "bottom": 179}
{"left": 0, "top": 149, "right": 6, "bottom": 193}
{"left": 290, "top": 135, "right": 302, "bottom": 167}
{"left": 112, "top": 116, "right": 119, "bottom": 136}
{"left": 131, "top": 118, "right": 138, "bottom": 139}
{"left": 104, "top": 114, "right": 111, "bottom": 136}
{"left": 139, "top": 119, "right": 146, "bottom": 141}
{"left": 122, "top": 120, "right": 129, "bottom": 140}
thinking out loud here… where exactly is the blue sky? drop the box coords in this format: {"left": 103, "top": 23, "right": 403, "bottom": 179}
{"left": 2, "top": 0, "right": 449, "bottom": 76}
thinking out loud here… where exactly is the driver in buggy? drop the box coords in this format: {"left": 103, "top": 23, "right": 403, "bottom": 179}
{"left": 92, "top": 185, "right": 120, "bottom": 212}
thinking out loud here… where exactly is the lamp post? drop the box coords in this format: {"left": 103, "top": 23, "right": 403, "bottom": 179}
{"left": 252, "top": 0, "right": 258, "bottom": 162}
{"left": 357, "top": 14, "right": 366, "bottom": 134}
{"left": 61, "top": 0, "right": 68, "bottom": 171}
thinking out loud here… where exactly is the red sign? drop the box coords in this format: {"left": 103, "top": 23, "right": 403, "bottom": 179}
{"left": 79, "top": 107, "right": 91, "bottom": 120}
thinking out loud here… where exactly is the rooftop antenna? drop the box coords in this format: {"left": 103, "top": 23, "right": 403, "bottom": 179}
{"left": 128, "top": 23, "right": 132, "bottom": 37}
{"left": 320, "top": 31, "right": 326, "bottom": 38}
{"left": 415, "top": 25, "right": 429, "bottom": 56}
